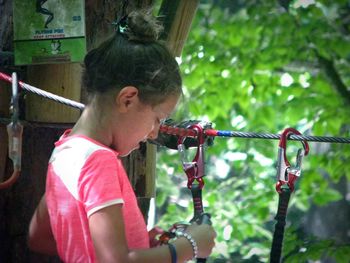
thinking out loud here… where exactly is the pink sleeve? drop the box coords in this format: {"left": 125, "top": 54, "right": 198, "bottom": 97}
{"left": 78, "top": 150, "right": 125, "bottom": 216}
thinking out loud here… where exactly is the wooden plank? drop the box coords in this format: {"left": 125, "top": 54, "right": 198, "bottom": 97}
{"left": 0, "top": 125, "right": 8, "bottom": 182}
{"left": 159, "top": 0, "right": 199, "bottom": 57}
{"left": 26, "top": 63, "right": 82, "bottom": 123}
{"left": 145, "top": 143, "right": 156, "bottom": 197}
{"left": 0, "top": 81, "right": 10, "bottom": 182}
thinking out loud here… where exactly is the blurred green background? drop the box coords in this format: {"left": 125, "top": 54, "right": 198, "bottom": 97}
{"left": 154, "top": 0, "right": 350, "bottom": 262}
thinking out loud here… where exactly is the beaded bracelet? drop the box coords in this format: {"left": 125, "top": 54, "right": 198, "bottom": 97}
{"left": 176, "top": 231, "right": 198, "bottom": 260}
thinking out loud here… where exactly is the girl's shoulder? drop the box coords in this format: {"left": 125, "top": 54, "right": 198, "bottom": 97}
{"left": 50, "top": 133, "right": 118, "bottom": 166}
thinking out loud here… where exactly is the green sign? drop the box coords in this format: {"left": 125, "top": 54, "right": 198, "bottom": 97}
{"left": 13, "top": 0, "right": 86, "bottom": 65}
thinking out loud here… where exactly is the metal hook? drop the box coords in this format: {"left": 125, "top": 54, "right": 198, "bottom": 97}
{"left": 276, "top": 127, "right": 309, "bottom": 193}
{"left": 10, "top": 72, "right": 19, "bottom": 126}
{"left": 0, "top": 72, "right": 23, "bottom": 189}
{"left": 177, "top": 124, "right": 206, "bottom": 189}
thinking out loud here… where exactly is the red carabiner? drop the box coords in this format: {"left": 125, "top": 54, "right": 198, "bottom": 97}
{"left": 177, "top": 124, "right": 206, "bottom": 189}
{"left": 276, "top": 128, "right": 309, "bottom": 193}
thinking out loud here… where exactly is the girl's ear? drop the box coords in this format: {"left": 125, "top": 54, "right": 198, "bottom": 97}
{"left": 116, "top": 86, "right": 139, "bottom": 112}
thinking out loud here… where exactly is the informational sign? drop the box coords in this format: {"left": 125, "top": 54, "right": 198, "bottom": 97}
{"left": 13, "top": 0, "right": 86, "bottom": 65}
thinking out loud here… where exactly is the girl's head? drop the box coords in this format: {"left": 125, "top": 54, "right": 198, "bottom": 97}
{"left": 82, "top": 9, "right": 182, "bottom": 107}
{"left": 81, "top": 9, "right": 182, "bottom": 155}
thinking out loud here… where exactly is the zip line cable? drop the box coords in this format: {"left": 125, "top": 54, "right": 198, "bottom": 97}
{"left": 159, "top": 125, "right": 350, "bottom": 144}
{"left": 1, "top": 71, "right": 350, "bottom": 144}
{"left": 0, "top": 72, "right": 85, "bottom": 110}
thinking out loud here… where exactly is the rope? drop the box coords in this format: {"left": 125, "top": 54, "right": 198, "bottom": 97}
{"left": 159, "top": 125, "right": 350, "bottom": 144}
{"left": 0, "top": 72, "right": 85, "bottom": 110}
{"left": 1, "top": 71, "right": 349, "bottom": 144}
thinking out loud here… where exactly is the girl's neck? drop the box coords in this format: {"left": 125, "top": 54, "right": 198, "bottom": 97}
{"left": 71, "top": 103, "right": 113, "bottom": 148}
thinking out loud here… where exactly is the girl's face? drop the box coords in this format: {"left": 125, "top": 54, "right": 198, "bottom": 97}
{"left": 115, "top": 93, "right": 180, "bottom": 156}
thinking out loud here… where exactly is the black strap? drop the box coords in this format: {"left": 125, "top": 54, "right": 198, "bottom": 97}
{"left": 270, "top": 187, "right": 291, "bottom": 263}
{"left": 190, "top": 184, "right": 204, "bottom": 221}
{"left": 167, "top": 243, "right": 177, "bottom": 263}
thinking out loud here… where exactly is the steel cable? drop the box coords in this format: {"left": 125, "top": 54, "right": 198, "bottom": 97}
{"left": 0, "top": 72, "right": 85, "bottom": 110}
{"left": 1, "top": 71, "right": 349, "bottom": 144}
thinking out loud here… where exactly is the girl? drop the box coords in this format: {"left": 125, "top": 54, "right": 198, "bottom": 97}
{"left": 28, "top": 9, "right": 216, "bottom": 263}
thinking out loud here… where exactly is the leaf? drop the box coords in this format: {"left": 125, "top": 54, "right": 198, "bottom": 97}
{"left": 313, "top": 188, "right": 343, "bottom": 206}
{"left": 156, "top": 1, "right": 350, "bottom": 261}
{"left": 329, "top": 245, "right": 350, "bottom": 263}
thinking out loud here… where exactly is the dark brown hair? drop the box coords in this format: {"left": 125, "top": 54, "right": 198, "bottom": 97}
{"left": 82, "top": 9, "right": 182, "bottom": 106}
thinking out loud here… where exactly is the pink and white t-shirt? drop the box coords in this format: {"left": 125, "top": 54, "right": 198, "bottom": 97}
{"left": 45, "top": 131, "right": 149, "bottom": 262}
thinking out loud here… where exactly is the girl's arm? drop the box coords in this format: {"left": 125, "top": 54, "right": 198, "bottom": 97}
{"left": 89, "top": 204, "right": 214, "bottom": 263}
{"left": 28, "top": 194, "right": 57, "bottom": 255}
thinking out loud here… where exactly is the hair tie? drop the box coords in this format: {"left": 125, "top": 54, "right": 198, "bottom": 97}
{"left": 111, "top": 15, "right": 129, "bottom": 34}
{"left": 112, "top": 0, "right": 129, "bottom": 35}
{"left": 118, "top": 16, "right": 128, "bottom": 34}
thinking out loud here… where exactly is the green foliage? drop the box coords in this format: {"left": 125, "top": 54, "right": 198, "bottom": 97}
{"left": 155, "top": 0, "right": 350, "bottom": 262}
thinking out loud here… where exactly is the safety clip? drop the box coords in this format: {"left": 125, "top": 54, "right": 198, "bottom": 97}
{"left": 0, "top": 72, "right": 23, "bottom": 189}
{"left": 276, "top": 127, "right": 309, "bottom": 193}
{"left": 177, "top": 123, "right": 206, "bottom": 189}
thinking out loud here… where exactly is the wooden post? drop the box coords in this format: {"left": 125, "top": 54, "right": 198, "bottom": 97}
{"left": 160, "top": 0, "right": 199, "bottom": 57}
{"left": 26, "top": 64, "right": 82, "bottom": 123}
{"left": 0, "top": 126, "right": 8, "bottom": 182}
{"left": 0, "top": 81, "right": 10, "bottom": 182}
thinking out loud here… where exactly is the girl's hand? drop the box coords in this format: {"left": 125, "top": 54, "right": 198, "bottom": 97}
{"left": 148, "top": 226, "right": 165, "bottom": 247}
{"left": 185, "top": 223, "right": 217, "bottom": 258}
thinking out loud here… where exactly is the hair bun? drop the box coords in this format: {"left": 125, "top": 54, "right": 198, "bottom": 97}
{"left": 124, "top": 10, "right": 163, "bottom": 42}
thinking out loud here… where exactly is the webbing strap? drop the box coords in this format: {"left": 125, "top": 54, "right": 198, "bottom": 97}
{"left": 270, "top": 187, "right": 291, "bottom": 263}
